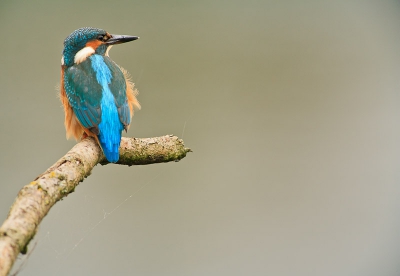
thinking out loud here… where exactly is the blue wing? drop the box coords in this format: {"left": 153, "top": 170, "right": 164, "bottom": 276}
{"left": 64, "top": 56, "right": 131, "bottom": 163}
{"left": 103, "top": 57, "right": 131, "bottom": 130}
{"left": 64, "top": 61, "right": 102, "bottom": 134}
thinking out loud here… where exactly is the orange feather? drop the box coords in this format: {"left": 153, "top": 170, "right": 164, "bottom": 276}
{"left": 85, "top": 40, "right": 103, "bottom": 50}
{"left": 121, "top": 66, "right": 141, "bottom": 129}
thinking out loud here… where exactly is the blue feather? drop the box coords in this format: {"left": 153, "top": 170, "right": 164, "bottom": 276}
{"left": 90, "top": 55, "right": 123, "bottom": 162}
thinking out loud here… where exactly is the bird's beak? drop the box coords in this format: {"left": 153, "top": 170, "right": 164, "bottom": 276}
{"left": 106, "top": 34, "right": 139, "bottom": 45}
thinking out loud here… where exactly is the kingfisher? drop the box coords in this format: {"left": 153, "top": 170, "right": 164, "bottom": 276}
{"left": 60, "top": 27, "right": 141, "bottom": 163}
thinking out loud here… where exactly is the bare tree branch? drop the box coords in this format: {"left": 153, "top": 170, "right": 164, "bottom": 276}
{"left": 0, "top": 135, "right": 191, "bottom": 276}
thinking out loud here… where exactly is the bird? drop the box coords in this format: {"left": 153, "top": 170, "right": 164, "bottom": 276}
{"left": 60, "top": 27, "right": 141, "bottom": 163}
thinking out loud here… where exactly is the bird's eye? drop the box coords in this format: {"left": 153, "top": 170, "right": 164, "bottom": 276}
{"left": 98, "top": 35, "right": 104, "bottom": 41}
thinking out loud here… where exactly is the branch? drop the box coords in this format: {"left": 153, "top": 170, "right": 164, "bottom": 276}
{"left": 0, "top": 135, "right": 191, "bottom": 276}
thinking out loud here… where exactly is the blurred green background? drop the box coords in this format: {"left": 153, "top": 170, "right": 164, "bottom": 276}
{"left": 1, "top": 1, "right": 400, "bottom": 275}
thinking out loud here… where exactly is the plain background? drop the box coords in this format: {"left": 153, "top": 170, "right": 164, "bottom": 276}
{"left": 1, "top": 1, "right": 400, "bottom": 275}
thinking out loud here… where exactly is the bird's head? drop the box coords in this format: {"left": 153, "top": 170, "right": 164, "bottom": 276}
{"left": 62, "top": 27, "right": 138, "bottom": 67}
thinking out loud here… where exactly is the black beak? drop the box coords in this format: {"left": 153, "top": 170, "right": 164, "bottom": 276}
{"left": 106, "top": 34, "right": 139, "bottom": 45}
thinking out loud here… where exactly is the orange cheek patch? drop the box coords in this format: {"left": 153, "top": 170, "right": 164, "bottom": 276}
{"left": 86, "top": 40, "right": 103, "bottom": 50}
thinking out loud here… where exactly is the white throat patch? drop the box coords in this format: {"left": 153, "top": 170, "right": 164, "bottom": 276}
{"left": 105, "top": 45, "right": 113, "bottom": 57}
{"left": 74, "top": 46, "right": 95, "bottom": 64}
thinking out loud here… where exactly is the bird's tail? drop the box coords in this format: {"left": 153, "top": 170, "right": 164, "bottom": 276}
{"left": 98, "top": 132, "right": 121, "bottom": 163}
